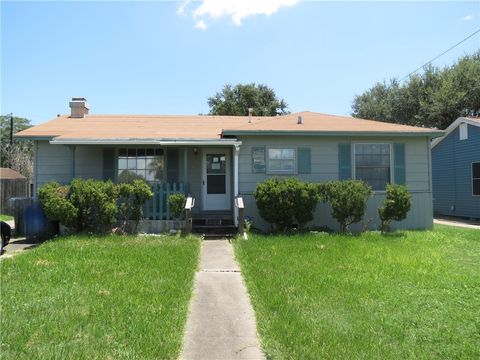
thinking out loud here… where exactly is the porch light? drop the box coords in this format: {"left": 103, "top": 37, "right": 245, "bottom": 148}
{"left": 193, "top": 147, "right": 198, "bottom": 155}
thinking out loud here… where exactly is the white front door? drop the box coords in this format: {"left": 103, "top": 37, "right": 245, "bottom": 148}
{"left": 202, "top": 149, "right": 231, "bottom": 211}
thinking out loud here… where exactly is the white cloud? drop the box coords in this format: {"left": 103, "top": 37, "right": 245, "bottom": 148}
{"left": 177, "top": 0, "right": 191, "bottom": 15}
{"left": 462, "top": 14, "right": 474, "bottom": 21}
{"left": 179, "top": 0, "right": 299, "bottom": 29}
{"left": 195, "top": 20, "right": 208, "bottom": 30}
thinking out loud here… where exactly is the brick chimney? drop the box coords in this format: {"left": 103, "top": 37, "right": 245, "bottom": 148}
{"left": 69, "top": 97, "right": 89, "bottom": 118}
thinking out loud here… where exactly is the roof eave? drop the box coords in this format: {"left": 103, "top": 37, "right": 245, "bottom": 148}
{"left": 222, "top": 130, "right": 444, "bottom": 138}
{"left": 49, "top": 138, "right": 241, "bottom": 146}
{"left": 431, "top": 117, "right": 480, "bottom": 148}
{"left": 14, "top": 135, "right": 56, "bottom": 141}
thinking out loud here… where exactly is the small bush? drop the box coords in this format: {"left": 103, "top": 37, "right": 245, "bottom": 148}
{"left": 378, "top": 184, "right": 412, "bottom": 233}
{"left": 68, "top": 179, "right": 119, "bottom": 232}
{"left": 118, "top": 180, "right": 153, "bottom": 232}
{"left": 38, "top": 182, "right": 77, "bottom": 229}
{"left": 168, "top": 193, "right": 186, "bottom": 220}
{"left": 254, "top": 178, "right": 321, "bottom": 232}
{"left": 320, "top": 180, "right": 373, "bottom": 233}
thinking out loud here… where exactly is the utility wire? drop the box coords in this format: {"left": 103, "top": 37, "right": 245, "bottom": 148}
{"left": 399, "top": 28, "right": 480, "bottom": 82}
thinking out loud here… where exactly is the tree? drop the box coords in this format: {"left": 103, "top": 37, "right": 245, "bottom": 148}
{"left": 207, "top": 83, "right": 289, "bottom": 116}
{"left": 0, "top": 115, "right": 34, "bottom": 179}
{"left": 352, "top": 52, "right": 480, "bottom": 129}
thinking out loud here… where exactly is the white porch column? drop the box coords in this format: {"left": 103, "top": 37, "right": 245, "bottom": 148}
{"left": 233, "top": 143, "right": 240, "bottom": 227}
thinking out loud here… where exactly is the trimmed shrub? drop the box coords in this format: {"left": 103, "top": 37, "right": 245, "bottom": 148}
{"left": 254, "top": 178, "right": 320, "bottom": 232}
{"left": 168, "top": 193, "right": 186, "bottom": 220}
{"left": 320, "top": 180, "right": 373, "bottom": 233}
{"left": 118, "top": 180, "right": 153, "bottom": 232}
{"left": 378, "top": 184, "right": 412, "bottom": 233}
{"left": 68, "top": 179, "right": 119, "bottom": 232}
{"left": 39, "top": 179, "right": 153, "bottom": 234}
{"left": 38, "top": 182, "right": 77, "bottom": 229}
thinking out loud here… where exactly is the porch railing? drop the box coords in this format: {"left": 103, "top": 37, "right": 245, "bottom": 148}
{"left": 143, "top": 182, "right": 187, "bottom": 220}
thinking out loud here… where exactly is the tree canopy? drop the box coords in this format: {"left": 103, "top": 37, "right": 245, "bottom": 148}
{"left": 352, "top": 52, "right": 480, "bottom": 129}
{"left": 1, "top": 115, "right": 33, "bottom": 178}
{"left": 207, "top": 83, "right": 289, "bottom": 116}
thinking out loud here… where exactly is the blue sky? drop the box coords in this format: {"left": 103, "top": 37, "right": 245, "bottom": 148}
{"left": 2, "top": 1, "right": 479, "bottom": 124}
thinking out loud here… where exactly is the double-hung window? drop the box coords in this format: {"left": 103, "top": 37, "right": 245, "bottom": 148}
{"left": 473, "top": 162, "right": 480, "bottom": 196}
{"left": 354, "top": 143, "right": 391, "bottom": 191}
{"left": 268, "top": 148, "right": 296, "bottom": 173}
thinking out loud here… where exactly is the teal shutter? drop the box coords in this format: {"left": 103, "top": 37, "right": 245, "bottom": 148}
{"left": 252, "top": 147, "right": 266, "bottom": 173}
{"left": 103, "top": 148, "right": 115, "bottom": 181}
{"left": 297, "top": 148, "right": 311, "bottom": 174}
{"left": 394, "top": 143, "right": 406, "bottom": 185}
{"left": 338, "top": 143, "right": 352, "bottom": 180}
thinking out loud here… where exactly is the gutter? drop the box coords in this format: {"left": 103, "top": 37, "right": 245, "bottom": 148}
{"left": 49, "top": 138, "right": 242, "bottom": 146}
{"left": 221, "top": 130, "right": 445, "bottom": 138}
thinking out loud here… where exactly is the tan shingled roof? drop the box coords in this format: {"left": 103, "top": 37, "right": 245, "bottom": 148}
{"left": 0, "top": 168, "right": 26, "bottom": 179}
{"left": 15, "top": 111, "right": 441, "bottom": 140}
{"left": 223, "top": 111, "right": 439, "bottom": 134}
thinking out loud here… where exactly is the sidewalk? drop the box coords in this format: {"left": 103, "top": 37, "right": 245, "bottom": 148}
{"left": 0, "top": 220, "right": 39, "bottom": 259}
{"left": 434, "top": 217, "right": 480, "bottom": 230}
{"left": 180, "top": 240, "right": 265, "bottom": 360}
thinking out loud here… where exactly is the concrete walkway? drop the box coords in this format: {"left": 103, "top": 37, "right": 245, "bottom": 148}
{"left": 180, "top": 240, "right": 265, "bottom": 360}
{"left": 434, "top": 218, "right": 480, "bottom": 230}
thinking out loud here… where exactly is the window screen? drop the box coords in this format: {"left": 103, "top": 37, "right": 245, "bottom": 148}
{"left": 268, "top": 148, "right": 296, "bottom": 172}
{"left": 206, "top": 154, "right": 226, "bottom": 194}
{"left": 355, "top": 143, "right": 391, "bottom": 191}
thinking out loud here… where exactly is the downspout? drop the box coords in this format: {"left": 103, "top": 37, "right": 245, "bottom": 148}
{"left": 184, "top": 147, "right": 189, "bottom": 193}
{"left": 34, "top": 140, "right": 38, "bottom": 196}
{"left": 233, "top": 144, "right": 240, "bottom": 227}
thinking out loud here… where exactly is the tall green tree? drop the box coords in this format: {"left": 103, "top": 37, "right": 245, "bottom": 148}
{"left": 207, "top": 83, "right": 289, "bottom": 116}
{"left": 352, "top": 52, "right": 480, "bottom": 129}
{"left": 0, "top": 115, "right": 34, "bottom": 178}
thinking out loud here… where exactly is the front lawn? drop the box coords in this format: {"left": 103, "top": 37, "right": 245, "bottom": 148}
{"left": 0, "top": 234, "right": 200, "bottom": 359}
{"left": 235, "top": 225, "right": 480, "bottom": 359}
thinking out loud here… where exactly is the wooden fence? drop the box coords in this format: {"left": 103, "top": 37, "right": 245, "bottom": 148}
{"left": 143, "top": 182, "right": 186, "bottom": 220}
{"left": 1, "top": 178, "right": 29, "bottom": 215}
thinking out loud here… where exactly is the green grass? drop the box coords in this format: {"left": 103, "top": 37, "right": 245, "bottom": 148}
{"left": 0, "top": 214, "right": 13, "bottom": 221}
{"left": 234, "top": 225, "right": 480, "bottom": 359}
{"left": 0, "top": 234, "right": 200, "bottom": 359}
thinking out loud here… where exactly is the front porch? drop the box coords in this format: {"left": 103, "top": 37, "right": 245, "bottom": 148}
{"left": 36, "top": 137, "right": 244, "bottom": 232}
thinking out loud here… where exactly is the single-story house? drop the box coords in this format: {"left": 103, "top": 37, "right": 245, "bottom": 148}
{"left": 16, "top": 97, "right": 444, "bottom": 232}
{"left": 431, "top": 117, "right": 480, "bottom": 219}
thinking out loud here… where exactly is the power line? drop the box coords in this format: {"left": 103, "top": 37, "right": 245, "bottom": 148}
{"left": 399, "top": 28, "right": 480, "bottom": 82}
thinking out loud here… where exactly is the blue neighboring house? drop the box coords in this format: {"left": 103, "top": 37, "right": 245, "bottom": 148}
{"left": 431, "top": 117, "right": 480, "bottom": 219}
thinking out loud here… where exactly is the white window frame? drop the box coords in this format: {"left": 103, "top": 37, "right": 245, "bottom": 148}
{"left": 472, "top": 162, "right": 480, "bottom": 197}
{"left": 353, "top": 143, "right": 393, "bottom": 192}
{"left": 267, "top": 147, "right": 297, "bottom": 174}
{"left": 116, "top": 147, "right": 166, "bottom": 182}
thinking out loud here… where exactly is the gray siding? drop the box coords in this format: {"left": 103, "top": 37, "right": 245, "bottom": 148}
{"left": 35, "top": 141, "right": 103, "bottom": 192}
{"left": 432, "top": 125, "right": 480, "bottom": 218}
{"left": 75, "top": 146, "right": 103, "bottom": 180}
{"left": 36, "top": 141, "right": 72, "bottom": 190}
{"left": 237, "top": 135, "right": 433, "bottom": 230}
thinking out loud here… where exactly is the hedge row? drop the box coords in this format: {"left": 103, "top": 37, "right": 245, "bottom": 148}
{"left": 254, "top": 178, "right": 411, "bottom": 233}
{"left": 38, "top": 179, "right": 153, "bottom": 234}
